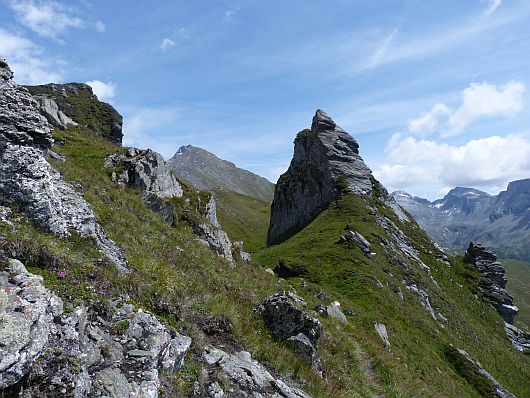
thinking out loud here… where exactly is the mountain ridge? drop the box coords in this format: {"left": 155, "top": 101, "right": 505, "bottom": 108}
{"left": 392, "top": 179, "right": 530, "bottom": 261}
{"left": 168, "top": 144, "right": 275, "bottom": 202}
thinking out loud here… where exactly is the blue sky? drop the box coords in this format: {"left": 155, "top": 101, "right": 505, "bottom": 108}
{"left": 1, "top": 0, "right": 530, "bottom": 199}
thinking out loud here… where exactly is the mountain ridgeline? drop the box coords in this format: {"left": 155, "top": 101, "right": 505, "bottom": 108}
{"left": 1, "top": 56, "right": 530, "bottom": 398}
{"left": 168, "top": 145, "right": 275, "bottom": 202}
{"left": 393, "top": 180, "right": 530, "bottom": 261}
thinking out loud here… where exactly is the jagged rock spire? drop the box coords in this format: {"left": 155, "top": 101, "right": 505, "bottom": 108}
{"left": 267, "top": 109, "right": 374, "bottom": 245}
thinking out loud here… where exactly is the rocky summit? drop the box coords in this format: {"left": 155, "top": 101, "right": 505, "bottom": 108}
{"left": 267, "top": 109, "right": 374, "bottom": 245}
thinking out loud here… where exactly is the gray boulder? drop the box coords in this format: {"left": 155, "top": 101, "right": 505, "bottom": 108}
{"left": 374, "top": 323, "right": 390, "bottom": 347}
{"left": 339, "top": 230, "right": 374, "bottom": 256}
{"left": 194, "top": 222, "right": 235, "bottom": 265}
{"left": 32, "top": 96, "right": 77, "bottom": 127}
{"left": 255, "top": 293, "right": 323, "bottom": 375}
{"left": 267, "top": 110, "right": 374, "bottom": 245}
{"left": 203, "top": 345, "right": 311, "bottom": 398}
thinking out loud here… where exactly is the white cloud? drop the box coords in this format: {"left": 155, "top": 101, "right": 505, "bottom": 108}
{"left": 447, "top": 80, "right": 525, "bottom": 136}
{"left": 408, "top": 103, "right": 451, "bottom": 135}
{"left": 95, "top": 20, "right": 106, "bottom": 33}
{"left": 375, "top": 133, "right": 530, "bottom": 193}
{"left": 0, "top": 28, "right": 61, "bottom": 84}
{"left": 407, "top": 80, "right": 525, "bottom": 136}
{"left": 160, "top": 38, "right": 176, "bottom": 52}
{"left": 85, "top": 80, "right": 116, "bottom": 101}
{"left": 484, "top": 0, "right": 502, "bottom": 16}
{"left": 9, "top": 0, "right": 83, "bottom": 40}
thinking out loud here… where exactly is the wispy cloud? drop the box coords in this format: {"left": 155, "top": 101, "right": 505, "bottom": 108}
{"left": 9, "top": 0, "right": 84, "bottom": 40}
{"left": 160, "top": 38, "right": 176, "bottom": 52}
{"left": 95, "top": 20, "right": 106, "bottom": 33}
{"left": 223, "top": 10, "right": 237, "bottom": 21}
{"left": 0, "top": 28, "right": 61, "bottom": 84}
{"left": 484, "top": 0, "right": 502, "bottom": 16}
{"left": 367, "top": 27, "right": 399, "bottom": 69}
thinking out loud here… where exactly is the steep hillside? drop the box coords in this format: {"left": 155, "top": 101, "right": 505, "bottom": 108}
{"left": 168, "top": 145, "right": 275, "bottom": 202}
{"left": 256, "top": 110, "right": 530, "bottom": 397}
{"left": 392, "top": 181, "right": 530, "bottom": 261}
{"left": 214, "top": 189, "right": 271, "bottom": 252}
{"left": 504, "top": 258, "right": 530, "bottom": 330}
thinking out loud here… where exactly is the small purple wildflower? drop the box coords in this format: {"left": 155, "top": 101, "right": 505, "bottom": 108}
{"left": 57, "top": 271, "right": 67, "bottom": 279}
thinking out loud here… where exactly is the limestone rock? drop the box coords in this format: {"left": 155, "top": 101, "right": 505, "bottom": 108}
{"left": 374, "top": 323, "right": 390, "bottom": 347}
{"left": 464, "top": 242, "right": 518, "bottom": 324}
{"left": 504, "top": 323, "right": 530, "bottom": 353}
{"left": 326, "top": 301, "right": 347, "bottom": 324}
{"left": 255, "top": 293, "right": 323, "bottom": 375}
{"left": 194, "top": 222, "right": 234, "bottom": 264}
{"left": 203, "top": 345, "right": 311, "bottom": 398}
{"left": 339, "top": 230, "right": 374, "bottom": 257}
{"left": 1, "top": 262, "right": 192, "bottom": 398}
{"left": 0, "top": 259, "right": 62, "bottom": 389}
{"left": 105, "top": 148, "right": 183, "bottom": 199}
{"left": 405, "top": 284, "right": 437, "bottom": 320}
{"left": 0, "top": 59, "right": 53, "bottom": 149}
{"left": 446, "top": 346, "right": 516, "bottom": 398}
{"left": 0, "top": 60, "right": 127, "bottom": 272}
{"left": 268, "top": 110, "right": 374, "bottom": 245}
{"left": 32, "top": 96, "right": 77, "bottom": 127}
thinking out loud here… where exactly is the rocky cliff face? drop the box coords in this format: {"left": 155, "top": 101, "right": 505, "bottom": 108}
{"left": 267, "top": 110, "right": 374, "bottom": 245}
{"left": 25, "top": 83, "right": 123, "bottom": 145}
{"left": 464, "top": 242, "right": 518, "bottom": 324}
{"left": 392, "top": 180, "right": 530, "bottom": 261}
{"left": 0, "top": 59, "right": 127, "bottom": 271}
{"left": 168, "top": 145, "right": 275, "bottom": 202}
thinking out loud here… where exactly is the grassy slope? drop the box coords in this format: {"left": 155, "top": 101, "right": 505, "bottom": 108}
{"left": 254, "top": 194, "right": 530, "bottom": 397}
{"left": 503, "top": 258, "right": 530, "bottom": 330}
{"left": 0, "top": 126, "right": 399, "bottom": 397}
{"left": 214, "top": 189, "right": 271, "bottom": 252}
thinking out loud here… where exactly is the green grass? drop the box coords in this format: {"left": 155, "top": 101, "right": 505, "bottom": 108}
{"left": 214, "top": 189, "right": 271, "bottom": 252}
{"left": 3, "top": 124, "right": 529, "bottom": 397}
{"left": 503, "top": 258, "right": 530, "bottom": 330}
{"left": 255, "top": 194, "right": 530, "bottom": 397}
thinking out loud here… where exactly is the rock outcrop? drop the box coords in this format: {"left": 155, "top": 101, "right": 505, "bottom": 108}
{"left": 255, "top": 293, "right": 323, "bottom": 376}
{"left": 25, "top": 83, "right": 123, "bottom": 145}
{"left": 0, "top": 58, "right": 127, "bottom": 272}
{"left": 445, "top": 345, "right": 515, "bottom": 398}
{"left": 0, "top": 259, "right": 62, "bottom": 389}
{"left": 464, "top": 242, "right": 518, "bottom": 324}
{"left": 201, "top": 345, "right": 311, "bottom": 398}
{"left": 267, "top": 110, "right": 374, "bottom": 245}
{"left": 0, "top": 258, "right": 192, "bottom": 397}
{"left": 504, "top": 323, "right": 530, "bottom": 353}
{"left": 105, "top": 149, "right": 237, "bottom": 264}
{"left": 105, "top": 148, "right": 184, "bottom": 199}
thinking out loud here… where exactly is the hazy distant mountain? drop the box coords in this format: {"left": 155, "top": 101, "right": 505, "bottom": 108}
{"left": 168, "top": 145, "right": 275, "bottom": 202}
{"left": 392, "top": 179, "right": 530, "bottom": 261}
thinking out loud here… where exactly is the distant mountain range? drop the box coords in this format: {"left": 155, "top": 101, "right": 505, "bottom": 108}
{"left": 168, "top": 145, "right": 275, "bottom": 202}
{"left": 392, "top": 179, "right": 530, "bottom": 261}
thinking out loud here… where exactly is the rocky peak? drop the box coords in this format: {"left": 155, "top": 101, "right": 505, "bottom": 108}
{"left": 267, "top": 109, "right": 373, "bottom": 245}
{"left": 495, "top": 178, "right": 530, "bottom": 216}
